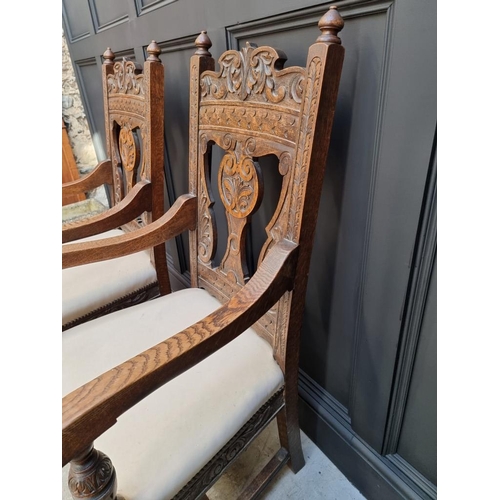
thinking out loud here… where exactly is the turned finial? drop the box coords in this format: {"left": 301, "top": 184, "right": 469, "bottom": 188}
{"left": 194, "top": 30, "right": 212, "bottom": 56}
{"left": 146, "top": 40, "right": 161, "bottom": 62}
{"left": 316, "top": 6, "right": 344, "bottom": 45}
{"left": 103, "top": 47, "right": 115, "bottom": 64}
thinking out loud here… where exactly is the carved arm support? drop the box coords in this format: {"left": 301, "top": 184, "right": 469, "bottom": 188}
{"left": 62, "top": 180, "right": 153, "bottom": 243}
{"left": 63, "top": 194, "right": 197, "bottom": 268}
{"left": 62, "top": 239, "right": 299, "bottom": 466}
{"left": 62, "top": 160, "right": 113, "bottom": 198}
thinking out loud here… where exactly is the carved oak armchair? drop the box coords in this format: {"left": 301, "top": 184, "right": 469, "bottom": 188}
{"left": 62, "top": 7, "right": 344, "bottom": 499}
{"left": 62, "top": 42, "right": 170, "bottom": 330}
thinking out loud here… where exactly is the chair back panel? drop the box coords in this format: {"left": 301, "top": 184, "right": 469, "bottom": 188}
{"left": 102, "top": 51, "right": 164, "bottom": 233}
{"left": 188, "top": 13, "right": 345, "bottom": 363}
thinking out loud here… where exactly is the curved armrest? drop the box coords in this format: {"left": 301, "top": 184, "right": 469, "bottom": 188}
{"left": 62, "top": 160, "right": 113, "bottom": 198}
{"left": 62, "top": 239, "right": 299, "bottom": 465}
{"left": 62, "top": 181, "right": 152, "bottom": 243}
{"left": 62, "top": 194, "right": 197, "bottom": 269}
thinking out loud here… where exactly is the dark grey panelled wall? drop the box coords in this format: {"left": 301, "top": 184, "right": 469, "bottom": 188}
{"left": 63, "top": 1, "right": 437, "bottom": 498}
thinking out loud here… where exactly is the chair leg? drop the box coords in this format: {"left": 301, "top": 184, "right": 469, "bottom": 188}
{"left": 67, "top": 443, "right": 120, "bottom": 500}
{"left": 276, "top": 393, "right": 305, "bottom": 473}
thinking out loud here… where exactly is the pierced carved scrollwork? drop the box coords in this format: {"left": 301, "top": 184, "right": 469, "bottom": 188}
{"left": 198, "top": 133, "right": 216, "bottom": 264}
{"left": 108, "top": 59, "right": 145, "bottom": 95}
{"left": 258, "top": 151, "right": 294, "bottom": 267}
{"left": 201, "top": 43, "right": 305, "bottom": 106}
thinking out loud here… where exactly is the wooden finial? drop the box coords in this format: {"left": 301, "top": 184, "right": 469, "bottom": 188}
{"left": 146, "top": 40, "right": 161, "bottom": 62}
{"left": 194, "top": 31, "right": 212, "bottom": 56}
{"left": 103, "top": 47, "right": 115, "bottom": 64}
{"left": 316, "top": 6, "right": 344, "bottom": 45}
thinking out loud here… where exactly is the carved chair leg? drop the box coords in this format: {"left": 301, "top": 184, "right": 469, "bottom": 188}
{"left": 68, "top": 443, "right": 121, "bottom": 500}
{"left": 276, "top": 398, "right": 305, "bottom": 473}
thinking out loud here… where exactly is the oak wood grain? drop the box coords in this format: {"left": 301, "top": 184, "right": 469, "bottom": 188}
{"left": 62, "top": 239, "right": 298, "bottom": 465}
{"left": 62, "top": 160, "right": 113, "bottom": 199}
{"left": 62, "top": 180, "right": 152, "bottom": 243}
{"left": 63, "top": 194, "right": 196, "bottom": 268}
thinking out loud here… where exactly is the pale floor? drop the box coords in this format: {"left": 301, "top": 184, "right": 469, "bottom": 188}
{"left": 62, "top": 420, "right": 366, "bottom": 499}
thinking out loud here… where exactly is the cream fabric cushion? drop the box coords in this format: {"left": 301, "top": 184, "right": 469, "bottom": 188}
{"left": 62, "top": 287, "right": 284, "bottom": 500}
{"left": 62, "top": 229, "right": 157, "bottom": 325}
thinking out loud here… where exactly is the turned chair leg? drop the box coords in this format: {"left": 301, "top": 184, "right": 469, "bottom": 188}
{"left": 67, "top": 443, "right": 121, "bottom": 500}
{"left": 277, "top": 395, "right": 305, "bottom": 473}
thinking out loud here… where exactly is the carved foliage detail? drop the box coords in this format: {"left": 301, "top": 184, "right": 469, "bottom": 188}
{"left": 108, "top": 59, "right": 145, "bottom": 95}
{"left": 200, "top": 104, "right": 299, "bottom": 142}
{"left": 201, "top": 43, "right": 305, "bottom": 105}
{"left": 287, "top": 56, "right": 323, "bottom": 241}
{"left": 68, "top": 447, "right": 117, "bottom": 499}
{"left": 217, "top": 139, "right": 263, "bottom": 284}
{"left": 258, "top": 151, "right": 293, "bottom": 266}
{"left": 173, "top": 388, "right": 284, "bottom": 500}
{"left": 219, "top": 151, "right": 260, "bottom": 219}
{"left": 119, "top": 124, "right": 140, "bottom": 173}
{"left": 198, "top": 134, "right": 216, "bottom": 264}
{"left": 109, "top": 96, "right": 146, "bottom": 115}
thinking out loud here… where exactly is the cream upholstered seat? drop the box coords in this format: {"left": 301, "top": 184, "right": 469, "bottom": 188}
{"left": 62, "top": 42, "right": 169, "bottom": 330}
{"left": 63, "top": 10, "right": 345, "bottom": 499}
{"left": 62, "top": 229, "right": 157, "bottom": 326}
{"left": 62, "top": 288, "right": 283, "bottom": 499}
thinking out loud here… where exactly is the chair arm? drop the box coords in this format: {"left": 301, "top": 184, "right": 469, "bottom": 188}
{"left": 62, "top": 239, "right": 299, "bottom": 466}
{"left": 62, "top": 181, "right": 152, "bottom": 243}
{"left": 62, "top": 194, "right": 197, "bottom": 269}
{"left": 62, "top": 160, "right": 113, "bottom": 198}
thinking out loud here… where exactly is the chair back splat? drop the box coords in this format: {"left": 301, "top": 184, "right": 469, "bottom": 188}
{"left": 189, "top": 8, "right": 344, "bottom": 370}
{"left": 103, "top": 42, "right": 170, "bottom": 293}
{"left": 102, "top": 44, "right": 164, "bottom": 223}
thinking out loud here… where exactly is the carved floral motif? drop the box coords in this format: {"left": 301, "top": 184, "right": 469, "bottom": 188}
{"left": 200, "top": 43, "right": 305, "bottom": 105}
{"left": 199, "top": 104, "right": 299, "bottom": 143}
{"left": 219, "top": 152, "right": 260, "bottom": 219}
{"left": 108, "top": 59, "right": 145, "bottom": 95}
{"left": 119, "top": 125, "right": 140, "bottom": 173}
{"left": 287, "top": 56, "right": 323, "bottom": 241}
{"left": 109, "top": 96, "right": 146, "bottom": 116}
{"left": 173, "top": 388, "right": 284, "bottom": 500}
{"left": 68, "top": 447, "right": 116, "bottom": 499}
{"left": 198, "top": 134, "right": 216, "bottom": 263}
